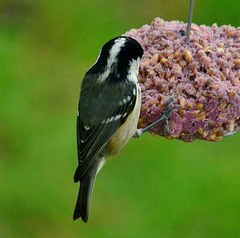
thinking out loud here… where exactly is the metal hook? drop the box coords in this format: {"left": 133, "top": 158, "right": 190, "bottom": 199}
{"left": 186, "top": 0, "right": 195, "bottom": 44}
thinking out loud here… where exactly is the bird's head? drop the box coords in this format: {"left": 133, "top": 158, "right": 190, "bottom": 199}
{"left": 87, "top": 36, "right": 144, "bottom": 83}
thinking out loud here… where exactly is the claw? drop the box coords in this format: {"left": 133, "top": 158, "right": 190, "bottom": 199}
{"left": 136, "top": 96, "right": 180, "bottom": 137}
{"left": 163, "top": 99, "right": 181, "bottom": 136}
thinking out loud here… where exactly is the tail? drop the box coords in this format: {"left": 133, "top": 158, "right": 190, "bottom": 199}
{"left": 73, "top": 159, "right": 105, "bottom": 222}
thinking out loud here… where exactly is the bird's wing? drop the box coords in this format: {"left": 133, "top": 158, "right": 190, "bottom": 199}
{"left": 74, "top": 84, "right": 137, "bottom": 182}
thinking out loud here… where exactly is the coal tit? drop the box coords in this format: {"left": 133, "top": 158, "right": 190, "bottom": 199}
{"left": 73, "top": 36, "right": 177, "bottom": 222}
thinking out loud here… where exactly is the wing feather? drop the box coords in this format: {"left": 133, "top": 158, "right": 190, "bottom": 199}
{"left": 74, "top": 83, "right": 137, "bottom": 182}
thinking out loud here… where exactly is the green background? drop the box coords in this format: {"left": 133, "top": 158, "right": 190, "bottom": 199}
{"left": 1, "top": 0, "right": 240, "bottom": 237}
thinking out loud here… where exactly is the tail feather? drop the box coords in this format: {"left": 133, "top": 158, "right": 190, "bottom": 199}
{"left": 73, "top": 163, "right": 99, "bottom": 222}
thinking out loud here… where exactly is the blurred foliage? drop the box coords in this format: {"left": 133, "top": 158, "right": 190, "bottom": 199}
{"left": 0, "top": 0, "right": 240, "bottom": 237}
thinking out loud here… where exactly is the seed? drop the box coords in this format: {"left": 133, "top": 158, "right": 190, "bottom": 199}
{"left": 226, "top": 102, "right": 234, "bottom": 110}
{"left": 180, "top": 97, "right": 186, "bottom": 107}
{"left": 213, "top": 128, "right": 220, "bottom": 134}
{"left": 219, "top": 101, "right": 227, "bottom": 109}
{"left": 197, "top": 50, "right": 205, "bottom": 57}
{"left": 229, "top": 123, "right": 235, "bottom": 132}
{"left": 210, "top": 84, "right": 220, "bottom": 90}
{"left": 185, "top": 50, "right": 193, "bottom": 62}
{"left": 173, "top": 50, "right": 181, "bottom": 59}
{"left": 219, "top": 43, "right": 224, "bottom": 48}
{"left": 226, "top": 29, "right": 234, "bottom": 37}
{"left": 208, "top": 134, "right": 216, "bottom": 141}
{"left": 188, "top": 102, "right": 194, "bottom": 108}
{"left": 197, "top": 112, "right": 207, "bottom": 120}
{"left": 179, "top": 108, "right": 185, "bottom": 116}
{"left": 205, "top": 46, "right": 210, "bottom": 51}
{"left": 201, "top": 56, "right": 210, "bottom": 64}
{"left": 169, "top": 76, "right": 175, "bottom": 84}
{"left": 234, "top": 59, "right": 240, "bottom": 66}
{"left": 209, "top": 121, "right": 214, "bottom": 126}
{"left": 138, "top": 118, "right": 144, "bottom": 124}
{"left": 193, "top": 110, "right": 200, "bottom": 115}
{"left": 143, "top": 59, "right": 150, "bottom": 66}
{"left": 220, "top": 72, "right": 226, "bottom": 80}
{"left": 148, "top": 99, "right": 158, "bottom": 105}
{"left": 172, "top": 64, "right": 182, "bottom": 75}
{"left": 228, "top": 92, "right": 236, "bottom": 98}
{"left": 141, "top": 105, "right": 148, "bottom": 111}
{"left": 195, "top": 43, "right": 203, "bottom": 49}
{"left": 208, "top": 68, "right": 216, "bottom": 76}
{"left": 202, "top": 131, "right": 208, "bottom": 138}
{"left": 197, "top": 103, "right": 204, "bottom": 110}
{"left": 217, "top": 48, "right": 224, "bottom": 53}
{"left": 217, "top": 131, "right": 225, "bottom": 137}
{"left": 138, "top": 76, "right": 146, "bottom": 83}
{"left": 179, "top": 60, "right": 187, "bottom": 67}
{"left": 215, "top": 136, "right": 223, "bottom": 141}
{"left": 161, "top": 58, "right": 167, "bottom": 65}
{"left": 192, "top": 26, "right": 200, "bottom": 31}
{"left": 197, "top": 128, "right": 203, "bottom": 134}
{"left": 231, "top": 78, "right": 240, "bottom": 86}
{"left": 150, "top": 54, "right": 159, "bottom": 65}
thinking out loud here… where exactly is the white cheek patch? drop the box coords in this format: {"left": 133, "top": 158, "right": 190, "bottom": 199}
{"left": 127, "top": 57, "right": 140, "bottom": 84}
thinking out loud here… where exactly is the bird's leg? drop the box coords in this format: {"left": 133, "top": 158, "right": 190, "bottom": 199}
{"left": 133, "top": 96, "right": 180, "bottom": 138}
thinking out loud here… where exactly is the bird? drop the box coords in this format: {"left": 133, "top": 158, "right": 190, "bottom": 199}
{"left": 73, "top": 36, "right": 177, "bottom": 222}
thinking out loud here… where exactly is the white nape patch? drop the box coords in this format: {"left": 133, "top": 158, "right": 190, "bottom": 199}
{"left": 133, "top": 88, "right": 136, "bottom": 96}
{"left": 127, "top": 96, "right": 131, "bottom": 101}
{"left": 122, "top": 112, "right": 127, "bottom": 117}
{"left": 84, "top": 125, "right": 90, "bottom": 130}
{"left": 123, "top": 98, "right": 127, "bottom": 104}
{"left": 127, "top": 57, "right": 141, "bottom": 84}
{"left": 114, "top": 114, "right": 121, "bottom": 121}
{"left": 97, "top": 159, "right": 106, "bottom": 174}
{"left": 98, "top": 38, "right": 126, "bottom": 82}
{"left": 110, "top": 37, "right": 127, "bottom": 61}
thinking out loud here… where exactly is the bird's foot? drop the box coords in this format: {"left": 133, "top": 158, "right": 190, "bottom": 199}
{"left": 134, "top": 96, "right": 180, "bottom": 138}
